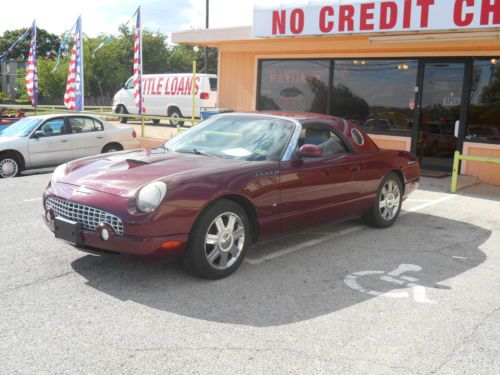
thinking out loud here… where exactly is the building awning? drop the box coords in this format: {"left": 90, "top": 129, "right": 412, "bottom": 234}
{"left": 171, "top": 26, "right": 253, "bottom": 47}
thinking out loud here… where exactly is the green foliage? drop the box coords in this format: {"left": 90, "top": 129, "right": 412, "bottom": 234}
{"left": 0, "top": 27, "right": 59, "bottom": 60}
{"left": 3, "top": 25, "right": 218, "bottom": 104}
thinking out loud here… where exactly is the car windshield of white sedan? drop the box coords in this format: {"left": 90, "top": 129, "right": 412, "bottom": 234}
{"left": 0, "top": 118, "right": 43, "bottom": 137}
{"left": 166, "top": 115, "right": 295, "bottom": 161}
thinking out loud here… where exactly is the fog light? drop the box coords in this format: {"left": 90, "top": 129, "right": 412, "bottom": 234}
{"left": 46, "top": 210, "right": 53, "bottom": 222}
{"left": 101, "top": 227, "right": 110, "bottom": 241}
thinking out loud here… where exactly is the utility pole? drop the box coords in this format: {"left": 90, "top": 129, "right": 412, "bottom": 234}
{"left": 204, "top": 0, "right": 209, "bottom": 73}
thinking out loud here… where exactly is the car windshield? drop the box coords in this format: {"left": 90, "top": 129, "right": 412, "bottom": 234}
{"left": 0, "top": 117, "right": 43, "bottom": 137}
{"left": 166, "top": 115, "right": 295, "bottom": 161}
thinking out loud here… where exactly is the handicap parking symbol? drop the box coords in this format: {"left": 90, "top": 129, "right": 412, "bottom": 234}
{"left": 344, "top": 264, "right": 437, "bottom": 304}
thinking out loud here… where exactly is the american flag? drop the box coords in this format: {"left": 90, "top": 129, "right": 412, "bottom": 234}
{"left": 133, "top": 6, "right": 144, "bottom": 114}
{"left": 64, "top": 16, "right": 84, "bottom": 111}
{"left": 25, "top": 20, "right": 38, "bottom": 107}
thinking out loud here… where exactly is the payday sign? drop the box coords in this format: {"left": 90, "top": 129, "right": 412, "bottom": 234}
{"left": 253, "top": 0, "right": 500, "bottom": 38}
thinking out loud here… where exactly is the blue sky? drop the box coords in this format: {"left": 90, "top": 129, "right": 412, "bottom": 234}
{"left": 0, "top": 0, "right": 298, "bottom": 39}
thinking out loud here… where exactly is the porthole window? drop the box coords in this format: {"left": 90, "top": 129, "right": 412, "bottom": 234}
{"left": 351, "top": 128, "right": 365, "bottom": 146}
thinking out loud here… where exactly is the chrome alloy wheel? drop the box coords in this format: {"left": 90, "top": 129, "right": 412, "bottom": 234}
{"left": 379, "top": 180, "right": 401, "bottom": 221}
{"left": 0, "top": 158, "right": 18, "bottom": 178}
{"left": 204, "top": 212, "right": 245, "bottom": 270}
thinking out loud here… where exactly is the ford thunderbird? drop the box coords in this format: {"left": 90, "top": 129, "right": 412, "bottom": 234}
{"left": 43, "top": 112, "right": 420, "bottom": 279}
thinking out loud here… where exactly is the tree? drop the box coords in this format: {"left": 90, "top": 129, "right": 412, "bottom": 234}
{"left": 0, "top": 27, "right": 59, "bottom": 60}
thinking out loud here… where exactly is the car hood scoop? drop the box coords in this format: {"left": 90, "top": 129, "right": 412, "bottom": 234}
{"left": 58, "top": 148, "right": 247, "bottom": 198}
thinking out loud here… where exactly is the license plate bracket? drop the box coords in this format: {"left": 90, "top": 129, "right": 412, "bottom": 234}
{"left": 54, "top": 217, "right": 83, "bottom": 246}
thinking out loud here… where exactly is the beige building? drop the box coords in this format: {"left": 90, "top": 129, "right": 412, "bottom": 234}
{"left": 172, "top": 4, "right": 500, "bottom": 185}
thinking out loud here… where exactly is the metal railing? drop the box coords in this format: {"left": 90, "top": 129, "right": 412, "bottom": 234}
{"left": 451, "top": 150, "right": 500, "bottom": 193}
{"left": 0, "top": 104, "right": 199, "bottom": 137}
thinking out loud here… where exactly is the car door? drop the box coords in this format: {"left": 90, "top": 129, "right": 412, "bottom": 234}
{"left": 27, "top": 117, "right": 73, "bottom": 167}
{"left": 68, "top": 116, "right": 106, "bottom": 159}
{"left": 279, "top": 124, "right": 364, "bottom": 232}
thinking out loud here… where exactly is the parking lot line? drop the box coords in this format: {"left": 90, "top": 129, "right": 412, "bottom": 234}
{"left": 402, "top": 195, "right": 456, "bottom": 214}
{"left": 23, "top": 198, "right": 42, "bottom": 202}
{"left": 246, "top": 193, "right": 458, "bottom": 265}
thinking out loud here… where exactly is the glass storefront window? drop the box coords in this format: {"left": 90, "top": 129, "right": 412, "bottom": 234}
{"left": 257, "top": 60, "right": 330, "bottom": 113}
{"left": 332, "top": 60, "right": 417, "bottom": 137}
{"left": 467, "top": 59, "right": 500, "bottom": 144}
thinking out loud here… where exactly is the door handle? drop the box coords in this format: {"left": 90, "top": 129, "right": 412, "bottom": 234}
{"left": 349, "top": 165, "right": 361, "bottom": 172}
{"left": 60, "top": 140, "right": 68, "bottom": 143}
{"left": 97, "top": 136, "right": 104, "bottom": 139}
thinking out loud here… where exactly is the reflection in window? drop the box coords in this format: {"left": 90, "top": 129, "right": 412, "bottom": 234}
{"left": 467, "top": 59, "right": 500, "bottom": 144}
{"left": 332, "top": 60, "right": 417, "bottom": 137}
{"left": 258, "top": 60, "right": 330, "bottom": 113}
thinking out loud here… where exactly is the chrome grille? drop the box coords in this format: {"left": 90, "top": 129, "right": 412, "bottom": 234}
{"left": 46, "top": 197, "right": 124, "bottom": 235}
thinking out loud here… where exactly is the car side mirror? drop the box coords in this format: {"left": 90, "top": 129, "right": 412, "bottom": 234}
{"left": 298, "top": 144, "right": 323, "bottom": 158}
{"left": 33, "top": 130, "right": 44, "bottom": 138}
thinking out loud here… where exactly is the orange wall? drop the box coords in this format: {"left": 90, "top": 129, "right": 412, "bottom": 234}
{"left": 368, "top": 135, "right": 411, "bottom": 152}
{"left": 218, "top": 52, "right": 256, "bottom": 112}
{"left": 462, "top": 143, "right": 500, "bottom": 186}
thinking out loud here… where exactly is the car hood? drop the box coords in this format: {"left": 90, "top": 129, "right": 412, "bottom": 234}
{"left": 58, "top": 148, "right": 250, "bottom": 198}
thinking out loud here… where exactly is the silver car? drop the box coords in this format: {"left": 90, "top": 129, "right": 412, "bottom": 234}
{"left": 0, "top": 114, "right": 140, "bottom": 178}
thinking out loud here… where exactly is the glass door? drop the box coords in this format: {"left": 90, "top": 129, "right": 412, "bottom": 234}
{"left": 417, "top": 62, "right": 467, "bottom": 173}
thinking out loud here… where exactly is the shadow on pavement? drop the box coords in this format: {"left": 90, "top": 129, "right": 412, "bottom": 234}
{"left": 71, "top": 212, "right": 490, "bottom": 327}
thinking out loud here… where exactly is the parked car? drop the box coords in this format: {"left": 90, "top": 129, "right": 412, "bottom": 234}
{"left": 0, "top": 108, "right": 25, "bottom": 127}
{"left": 43, "top": 112, "right": 420, "bottom": 279}
{"left": 112, "top": 73, "right": 218, "bottom": 126}
{"left": 0, "top": 114, "right": 140, "bottom": 178}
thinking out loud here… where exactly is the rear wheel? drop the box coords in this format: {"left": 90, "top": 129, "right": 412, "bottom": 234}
{"left": 102, "top": 143, "right": 123, "bottom": 153}
{"left": 117, "top": 105, "right": 128, "bottom": 124}
{"left": 168, "top": 108, "right": 184, "bottom": 127}
{"left": 363, "top": 172, "right": 403, "bottom": 228}
{"left": 183, "top": 200, "right": 250, "bottom": 279}
{"left": 0, "top": 154, "right": 21, "bottom": 178}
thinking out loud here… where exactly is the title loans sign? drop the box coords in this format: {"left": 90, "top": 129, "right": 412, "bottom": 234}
{"left": 253, "top": 0, "right": 500, "bottom": 37}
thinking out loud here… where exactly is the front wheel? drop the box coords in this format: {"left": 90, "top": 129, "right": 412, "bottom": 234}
{"left": 183, "top": 200, "right": 250, "bottom": 279}
{"left": 0, "top": 155, "right": 21, "bottom": 178}
{"left": 363, "top": 172, "right": 403, "bottom": 228}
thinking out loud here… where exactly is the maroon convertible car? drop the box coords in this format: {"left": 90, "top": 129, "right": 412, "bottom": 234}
{"left": 44, "top": 112, "right": 420, "bottom": 279}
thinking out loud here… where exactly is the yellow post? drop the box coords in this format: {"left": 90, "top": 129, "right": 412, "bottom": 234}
{"left": 141, "top": 115, "right": 145, "bottom": 138}
{"left": 191, "top": 59, "right": 197, "bottom": 126}
{"left": 451, "top": 151, "right": 461, "bottom": 194}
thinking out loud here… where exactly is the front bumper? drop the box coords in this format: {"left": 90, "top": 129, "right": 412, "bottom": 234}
{"left": 44, "top": 215, "right": 188, "bottom": 257}
{"left": 43, "top": 184, "right": 189, "bottom": 257}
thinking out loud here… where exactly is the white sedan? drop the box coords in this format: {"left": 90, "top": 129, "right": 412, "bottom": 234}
{"left": 0, "top": 114, "right": 140, "bottom": 178}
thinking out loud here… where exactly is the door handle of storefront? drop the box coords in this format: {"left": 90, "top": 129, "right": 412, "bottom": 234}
{"left": 454, "top": 120, "right": 460, "bottom": 138}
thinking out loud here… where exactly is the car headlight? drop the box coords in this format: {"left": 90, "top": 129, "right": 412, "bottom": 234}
{"left": 51, "top": 164, "right": 67, "bottom": 186}
{"left": 136, "top": 181, "right": 167, "bottom": 213}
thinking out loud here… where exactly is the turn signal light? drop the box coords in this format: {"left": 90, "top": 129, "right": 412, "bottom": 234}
{"left": 200, "top": 92, "right": 209, "bottom": 100}
{"left": 132, "top": 130, "right": 137, "bottom": 138}
{"left": 162, "top": 241, "right": 182, "bottom": 249}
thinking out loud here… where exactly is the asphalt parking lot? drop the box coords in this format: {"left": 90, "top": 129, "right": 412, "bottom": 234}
{"left": 0, "top": 172, "right": 499, "bottom": 374}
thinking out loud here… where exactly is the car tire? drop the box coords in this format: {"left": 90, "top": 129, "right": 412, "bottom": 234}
{"left": 117, "top": 106, "right": 128, "bottom": 124}
{"left": 363, "top": 172, "right": 403, "bottom": 228}
{"left": 102, "top": 143, "right": 123, "bottom": 153}
{"left": 168, "top": 108, "right": 184, "bottom": 127}
{"left": 183, "top": 199, "right": 250, "bottom": 279}
{"left": 0, "top": 153, "right": 21, "bottom": 178}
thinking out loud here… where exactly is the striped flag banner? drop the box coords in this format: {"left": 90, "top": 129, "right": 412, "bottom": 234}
{"left": 64, "top": 16, "right": 84, "bottom": 111}
{"left": 133, "top": 6, "right": 144, "bottom": 114}
{"left": 25, "top": 20, "right": 38, "bottom": 108}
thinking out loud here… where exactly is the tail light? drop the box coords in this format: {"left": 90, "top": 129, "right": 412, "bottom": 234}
{"left": 200, "top": 92, "right": 210, "bottom": 100}
{"left": 132, "top": 130, "right": 137, "bottom": 138}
